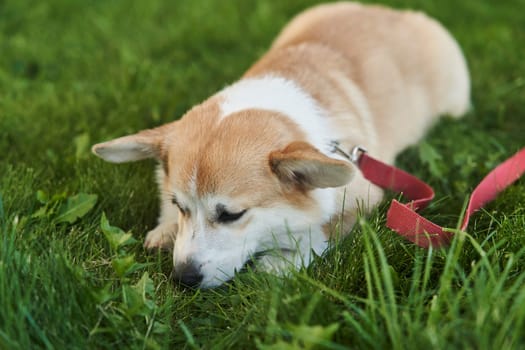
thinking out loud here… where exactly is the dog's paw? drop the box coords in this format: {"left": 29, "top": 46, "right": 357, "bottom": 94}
{"left": 144, "top": 222, "right": 177, "bottom": 251}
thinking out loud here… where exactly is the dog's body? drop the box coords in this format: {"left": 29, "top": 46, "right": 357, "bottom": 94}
{"left": 93, "top": 2, "right": 470, "bottom": 288}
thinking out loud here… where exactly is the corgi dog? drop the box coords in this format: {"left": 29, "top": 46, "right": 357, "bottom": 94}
{"left": 92, "top": 2, "right": 470, "bottom": 288}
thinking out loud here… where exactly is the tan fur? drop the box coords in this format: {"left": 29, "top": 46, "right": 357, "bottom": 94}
{"left": 269, "top": 141, "right": 353, "bottom": 190}
{"left": 247, "top": 2, "right": 469, "bottom": 163}
{"left": 165, "top": 108, "right": 307, "bottom": 203}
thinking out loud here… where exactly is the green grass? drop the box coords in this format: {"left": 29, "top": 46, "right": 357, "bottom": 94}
{"left": 1, "top": 0, "right": 525, "bottom": 348}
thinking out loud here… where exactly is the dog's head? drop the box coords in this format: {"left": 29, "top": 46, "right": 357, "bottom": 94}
{"left": 92, "top": 105, "right": 354, "bottom": 288}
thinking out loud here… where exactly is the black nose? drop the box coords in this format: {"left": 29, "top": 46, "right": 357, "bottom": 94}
{"left": 172, "top": 261, "right": 203, "bottom": 288}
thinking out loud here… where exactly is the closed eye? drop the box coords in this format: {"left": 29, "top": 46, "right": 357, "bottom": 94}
{"left": 171, "top": 196, "right": 188, "bottom": 215}
{"left": 217, "top": 208, "right": 247, "bottom": 224}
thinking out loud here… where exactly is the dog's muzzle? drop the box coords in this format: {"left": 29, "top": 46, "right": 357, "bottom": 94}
{"left": 172, "top": 260, "right": 203, "bottom": 288}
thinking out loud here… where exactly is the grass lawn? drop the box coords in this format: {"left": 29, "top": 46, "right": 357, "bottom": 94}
{"left": 1, "top": 0, "right": 525, "bottom": 348}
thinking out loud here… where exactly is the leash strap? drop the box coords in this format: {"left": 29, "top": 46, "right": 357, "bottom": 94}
{"left": 355, "top": 147, "right": 525, "bottom": 248}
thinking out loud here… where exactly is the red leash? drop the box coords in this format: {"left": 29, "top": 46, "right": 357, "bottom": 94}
{"left": 334, "top": 144, "right": 525, "bottom": 248}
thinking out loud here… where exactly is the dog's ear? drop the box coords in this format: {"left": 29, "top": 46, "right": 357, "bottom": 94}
{"left": 92, "top": 125, "right": 169, "bottom": 163}
{"left": 269, "top": 141, "right": 354, "bottom": 189}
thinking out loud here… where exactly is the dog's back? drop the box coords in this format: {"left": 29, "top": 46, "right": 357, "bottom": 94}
{"left": 246, "top": 2, "right": 470, "bottom": 163}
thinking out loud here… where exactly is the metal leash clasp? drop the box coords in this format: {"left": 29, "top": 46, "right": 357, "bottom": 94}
{"left": 329, "top": 141, "right": 367, "bottom": 165}
{"left": 350, "top": 145, "right": 367, "bottom": 164}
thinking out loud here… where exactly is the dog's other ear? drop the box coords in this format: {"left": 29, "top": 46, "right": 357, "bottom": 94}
{"left": 269, "top": 141, "right": 354, "bottom": 189}
{"left": 92, "top": 126, "right": 169, "bottom": 163}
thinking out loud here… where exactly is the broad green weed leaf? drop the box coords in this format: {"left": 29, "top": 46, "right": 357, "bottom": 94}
{"left": 100, "top": 213, "right": 137, "bottom": 251}
{"left": 112, "top": 255, "right": 136, "bottom": 277}
{"left": 121, "top": 284, "right": 145, "bottom": 317}
{"left": 55, "top": 193, "right": 98, "bottom": 224}
{"left": 93, "top": 283, "right": 116, "bottom": 305}
{"left": 133, "top": 272, "right": 155, "bottom": 300}
{"left": 122, "top": 282, "right": 154, "bottom": 317}
{"left": 112, "top": 255, "right": 148, "bottom": 277}
{"left": 32, "top": 191, "right": 89, "bottom": 222}
{"left": 133, "top": 272, "right": 156, "bottom": 311}
{"left": 100, "top": 212, "right": 126, "bottom": 235}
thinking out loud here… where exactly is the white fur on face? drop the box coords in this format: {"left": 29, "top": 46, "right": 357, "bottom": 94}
{"left": 170, "top": 192, "right": 332, "bottom": 288}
